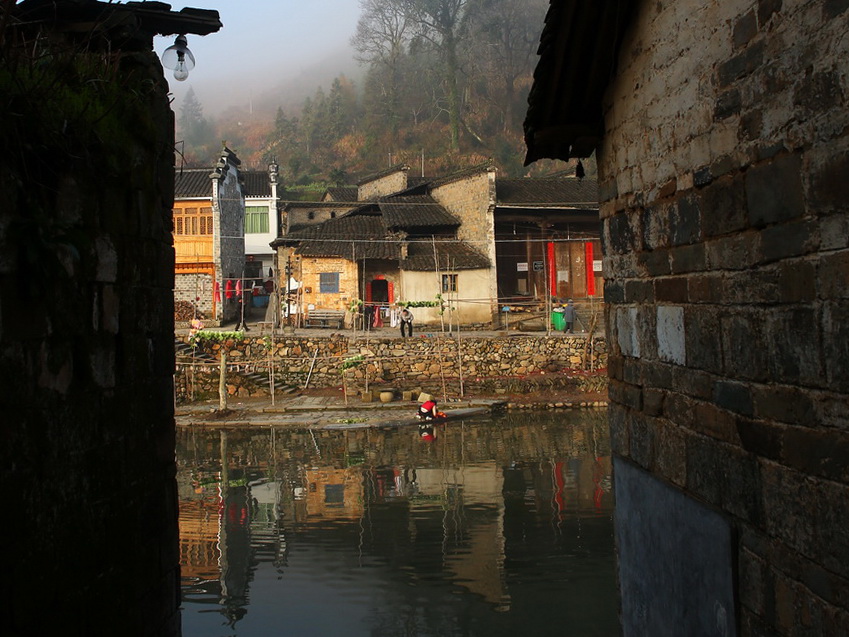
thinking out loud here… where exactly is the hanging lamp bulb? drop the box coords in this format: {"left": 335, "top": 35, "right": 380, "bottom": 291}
{"left": 162, "top": 35, "right": 195, "bottom": 82}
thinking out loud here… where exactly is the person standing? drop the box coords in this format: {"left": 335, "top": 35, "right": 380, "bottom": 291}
{"left": 562, "top": 300, "right": 575, "bottom": 333}
{"left": 399, "top": 306, "right": 414, "bottom": 338}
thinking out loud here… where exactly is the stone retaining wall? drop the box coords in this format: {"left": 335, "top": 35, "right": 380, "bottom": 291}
{"left": 176, "top": 333, "right": 607, "bottom": 401}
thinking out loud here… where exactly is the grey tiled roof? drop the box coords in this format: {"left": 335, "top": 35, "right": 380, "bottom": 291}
{"left": 324, "top": 186, "right": 358, "bottom": 202}
{"left": 496, "top": 178, "right": 599, "bottom": 207}
{"left": 174, "top": 169, "right": 212, "bottom": 198}
{"left": 402, "top": 240, "right": 490, "bottom": 271}
{"left": 379, "top": 195, "right": 460, "bottom": 229}
{"left": 242, "top": 171, "right": 272, "bottom": 197}
{"left": 282, "top": 215, "right": 400, "bottom": 260}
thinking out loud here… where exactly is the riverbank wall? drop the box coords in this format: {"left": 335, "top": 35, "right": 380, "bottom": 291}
{"left": 175, "top": 333, "right": 607, "bottom": 401}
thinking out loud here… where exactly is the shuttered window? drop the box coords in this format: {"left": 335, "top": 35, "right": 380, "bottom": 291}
{"left": 319, "top": 272, "right": 340, "bottom": 294}
{"left": 173, "top": 206, "right": 213, "bottom": 236}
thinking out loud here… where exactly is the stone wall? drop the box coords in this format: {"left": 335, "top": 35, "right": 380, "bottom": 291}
{"left": 175, "top": 333, "right": 607, "bottom": 400}
{"left": 175, "top": 271, "right": 214, "bottom": 317}
{"left": 1, "top": 43, "right": 181, "bottom": 637}
{"left": 599, "top": 1, "right": 849, "bottom": 634}
{"left": 212, "top": 152, "right": 245, "bottom": 322}
{"left": 358, "top": 167, "right": 408, "bottom": 200}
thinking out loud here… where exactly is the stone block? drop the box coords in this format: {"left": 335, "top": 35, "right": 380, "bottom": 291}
{"left": 624, "top": 279, "right": 655, "bottom": 303}
{"left": 673, "top": 366, "right": 714, "bottom": 400}
{"left": 719, "top": 445, "right": 763, "bottom": 522}
{"left": 654, "top": 277, "right": 688, "bottom": 303}
{"left": 765, "top": 308, "right": 824, "bottom": 387}
{"left": 687, "top": 273, "right": 725, "bottom": 304}
{"left": 607, "top": 212, "right": 636, "bottom": 254}
{"left": 721, "top": 312, "right": 769, "bottom": 381}
{"left": 782, "top": 426, "right": 849, "bottom": 483}
{"left": 777, "top": 259, "right": 816, "bottom": 303}
{"left": 808, "top": 150, "right": 849, "bottom": 213}
{"left": 614, "top": 459, "right": 737, "bottom": 637}
{"left": 608, "top": 403, "right": 630, "bottom": 456}
{"left": 715, "top": 88, "right": 742, "bottom": 120}
{"left": 616, "top": 307, "right": 641, "bottom": 358}
{"left": 705, "top": 231, "right": 761, "bottom": 270}
{"left": 759, "top": 219, "right": 816, "bottom": 263}
{"left": 819, "top": 251, "right": 849, "bottom": 300}
{"left": 714, "top": 380, "right": 754, "bottom": 416}
{"left": 693, "top": 401, "right": 741, "bottom": 444}
{"left": 671, "top": 193, "right": 703, "bottom": 245}
{"left": 733, "top": 10, "right": 758, "bottom": 49}
{"left": 683, "top": 307, "right": 723, "bottom": 373}
{"left": 629, "top": 413, "right": 656, "bottom": 469}
{"left": 761, "top": 463, "right": 819, "bottom": 567}
{"left": 752, "top": 385, "right": 815, "bottom": 426}
{"left": 361, "top": 390, "right": 374, "bottom": 403}
{"left": 657, "top": 305, "right": 686, "bottom": 365}
{"left": 820, "top": 215, "right": 849, "bottom": 251}
{"left": 718, "top": 39, "right": 765, "bottom": 87}
{"left": 736, "top": 418, "right": 782, "bottom": 460}
{"left": 401, "top": 390, "right": 416, "bottom": 401}
{"left": 638, "top": 249, "right": 672, "bottom": 277}
{"left": 642, "top": 360, "right": 674, "bottom": 390}
{"left": 670, "top": 243, "right": 707, "bottom": 273}
{"left": 700, "top": 174, "right": 749, "bottom": 237}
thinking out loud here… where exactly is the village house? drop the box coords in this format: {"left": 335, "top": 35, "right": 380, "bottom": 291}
{"left": 272, "top": 163, "right": 601, "bottom": 329}
{"left": 173, "top": 152, "right": 282, "bottom": 324}
{"left": 173, "top": 147, "right": 245, "bottom": 323}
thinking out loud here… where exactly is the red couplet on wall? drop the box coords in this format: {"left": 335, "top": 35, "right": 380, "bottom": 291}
{"left": 585, "top": 242, "right": 595, "bottom": 296}
{"left": 547, "top": 242, "right": 556, "bottom": 294}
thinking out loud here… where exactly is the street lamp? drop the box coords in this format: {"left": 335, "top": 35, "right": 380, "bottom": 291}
{"left": 161, "top": 34, "right": 195, "bottom": 81}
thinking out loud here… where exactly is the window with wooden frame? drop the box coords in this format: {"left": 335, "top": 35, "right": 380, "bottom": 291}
{"left": 173, "top": 206, "right": 213, "bottom": 236}
{"left": 441, "top": 273, "right": 458, "bottom": 293}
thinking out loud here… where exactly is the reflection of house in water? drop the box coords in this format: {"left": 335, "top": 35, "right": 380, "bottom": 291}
{"left": 302, "top": 467, "right": 364, "bottom": 522}
{"left": 416, "top": 464, "right": 509, "bottom": 607}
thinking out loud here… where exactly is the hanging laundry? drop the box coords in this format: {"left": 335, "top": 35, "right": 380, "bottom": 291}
{"left": 225, "top": 279, "right": 234, "bottom": 300}
{"left": 214, "top": 281, "right": 221, "bottom": 303}
{"left": 235, "top": 279, "right": 243, "bottom": 298}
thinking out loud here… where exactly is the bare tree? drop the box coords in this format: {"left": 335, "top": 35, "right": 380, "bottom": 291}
{"left": 404, "top": 0, "right": 473, "bottom": 152}
{"left": 351, "top": 0, "right": 412, "bottom": 142}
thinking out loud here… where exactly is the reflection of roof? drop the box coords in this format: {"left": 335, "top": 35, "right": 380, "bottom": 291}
{"left": 403, "top": 240, "right": 490, "bottom": 271}
{"left": 496, "top": 178, "right": 598, "bottom": 208}
{"left": 174, "top": 169, "right": 212, "bottom": 198}
{"left": 242, "top": 171, "right": 271, "bottom": 197}
{"left": 379, "top": 195, "right": 460, "bottom": 229}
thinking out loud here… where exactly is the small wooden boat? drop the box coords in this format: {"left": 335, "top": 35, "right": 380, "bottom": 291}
{"left": 324, "top": 407, "right": 489, "bottom": 430}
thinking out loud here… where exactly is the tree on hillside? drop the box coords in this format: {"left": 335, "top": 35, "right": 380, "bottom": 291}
{"left": 352, "top": 0, "right": 412, "bottom": 142}
{"left": 405, "top": 0, "right": 473, "bottom": 152}
{"left": 468, "top": 0, "right": 547, "bottom": 134}
{"left": 178, "top": 88, "right": 213, "bottom": 150}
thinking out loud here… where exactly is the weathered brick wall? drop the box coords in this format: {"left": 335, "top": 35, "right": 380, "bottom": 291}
{"left": 175, "top": 333, "right": 607, "bottom": 399}
{"left": 296, "top": 256, "right": 361, "bottom": 313}
{"left": 175, "top": 271, "right": 214, "bottom": 316}
{"left": 358, "top": 169, "right": 408, "bottom": 200}
{"left": 1, "top": 49, "right": 180, "bottom": 635}
{"left": 600, "top": 1, "right": 849, "bottom": 633}
{"left": 430, "top": 168, "right": 499, "bottom": 320}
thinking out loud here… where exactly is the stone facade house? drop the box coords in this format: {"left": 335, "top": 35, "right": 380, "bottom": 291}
{"left": 173, "top": 147, "right": 245, "bottom": 323}
{"left": 525, "top": 1, "right": 849, "bottom": 634}
{"left": 274, "top": 163, "right": 602, "bottom": 328}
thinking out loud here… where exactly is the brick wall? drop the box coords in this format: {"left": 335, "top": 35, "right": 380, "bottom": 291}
{"left": 430, "top": 168, "right": 499, "bottom": 320}
{"left": 600, "top": 1, "right": 849, "bottom": 633}
{"left": 296, "top": 256, "right": 360, "bottom": 313}
{"left": 358, "top": 168, "right": 408, "bottom": 200}
{"left": 2, "top": 47, "right": 181, "bottom": 635}
{"left": 175, "top": 272, "right": 214, "bottom": 316}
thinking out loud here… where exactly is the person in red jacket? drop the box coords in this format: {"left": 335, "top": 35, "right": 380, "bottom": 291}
{"left": 417, "top": 398, "right": 446, "bottom": 421}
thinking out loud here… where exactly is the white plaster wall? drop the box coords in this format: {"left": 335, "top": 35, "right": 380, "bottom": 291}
{"left": 399, "top": 269, "right": 493, "bottom": 325}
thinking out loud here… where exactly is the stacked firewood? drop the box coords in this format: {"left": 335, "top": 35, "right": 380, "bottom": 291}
{"left": 174, "top": 301, "right": 205, "bottom": 322}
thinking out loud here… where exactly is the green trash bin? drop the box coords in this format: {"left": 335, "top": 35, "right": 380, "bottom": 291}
{"left": 551, "top": 311, "right": 566, "bottom": 331}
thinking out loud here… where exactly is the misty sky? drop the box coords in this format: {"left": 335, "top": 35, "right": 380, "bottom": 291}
{"left": 154, "top": 0, "right": 362, "bottom": 115}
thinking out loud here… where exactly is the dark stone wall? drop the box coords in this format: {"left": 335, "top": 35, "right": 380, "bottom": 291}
{"left": 598, "top": 2, "right": 849, "bottom": 634}
{"left": 0, "top": 46, "right": 180, "bottom": 635}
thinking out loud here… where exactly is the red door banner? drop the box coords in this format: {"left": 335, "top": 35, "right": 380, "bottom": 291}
{"left": 585, "top": 242, "right": 595, "bottom": 296}
{"left": 547, "top": 242, "right": 556, "bottom": 295}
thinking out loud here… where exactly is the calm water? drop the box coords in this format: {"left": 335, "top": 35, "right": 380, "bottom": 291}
{"left": 176, "top": 410, "right": 619, "bottom": 636}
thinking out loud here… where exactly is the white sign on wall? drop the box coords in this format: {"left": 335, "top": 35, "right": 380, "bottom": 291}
{"left": 517, "top": 262, "right": 529, "bottom": 272}
{"left": 593, "top": 260, "right": 603, "bottom": 272}
{"left": 558, "top": 270, "right": 569, "bottom": 283}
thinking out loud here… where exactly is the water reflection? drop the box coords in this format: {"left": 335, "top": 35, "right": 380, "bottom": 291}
{"left": 177, "top": 410, "right": 619, "bottom": 636}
